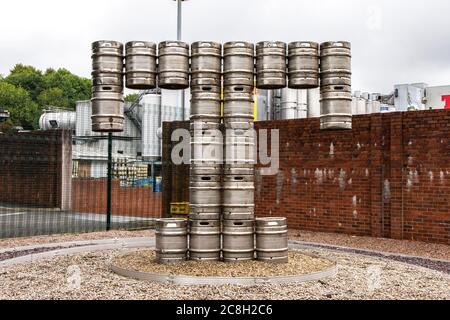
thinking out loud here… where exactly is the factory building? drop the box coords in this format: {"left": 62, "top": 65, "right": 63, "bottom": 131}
{"left": 38, "top": 82, "right": 450, "bottom": 181}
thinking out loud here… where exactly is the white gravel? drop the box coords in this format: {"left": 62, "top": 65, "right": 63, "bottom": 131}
{"left": 0, "top": 247, "right": 448, "bottom": 300}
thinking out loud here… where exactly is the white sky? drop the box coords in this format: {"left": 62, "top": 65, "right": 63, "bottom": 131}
{"left": 1, "top": 0, "right": 450, "bottom": 93}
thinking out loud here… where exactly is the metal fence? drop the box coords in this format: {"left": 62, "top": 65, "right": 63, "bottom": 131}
{"left": 0, "top": 130, "right": 161, "bottom": 239}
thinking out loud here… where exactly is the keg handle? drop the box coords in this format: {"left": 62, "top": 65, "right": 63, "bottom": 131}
{"left": 134, "top": 42, "right": 145, "bottom": 47}
{"left": 101, "top": 86, "right": 113, "bottom": 91}
{"left": 334, "top": 86, "right": 345, "bottom": 91}
{"left": 201, "top": 176, "right": 212, "bottom": 181}
{"left": 300, "top": 43, "right": 312, "bottom": 47}
{"left": 200, "top": 222, "right": 210, "bottom": 226}
{"left": 202, "top": 86, "right": 213, "bottom": 92}
{"left": 233, "top": 86, "right": 245, "bottom": 92}
{"left": 233, "top": 222, "right": 244, "bottom": 226}
{"left": 234, "top": 176, "right": 244, "bottom": 181}
{"left": 334, "top": 42, "right": 344, "bottom": 47}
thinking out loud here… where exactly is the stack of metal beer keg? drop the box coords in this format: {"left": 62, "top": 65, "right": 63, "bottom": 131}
{"left": 189, "top": 41, "right": 222, "bottom": 261}
{"left": 92, "top": 39, "right": 353, "bottom": 265}
{"left": 91, "top": 41, "right": 125, "bottom": 132}
{"left": 125, "top": 41, "right": 158, "bottom": 90}
{"left": 253, "top": 42, "right": 289, "bottom": 263}
{"left": 221, "top": 42, "right": 256, "bottom": 262}
{"left": 319, "top": 41, "right": 352, "bottom": 130}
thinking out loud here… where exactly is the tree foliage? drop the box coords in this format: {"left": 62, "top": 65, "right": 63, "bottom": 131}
{"left": 0, "top": 64, "right": 92, "bottom": 129}
{"left": 37, "top": 87, "right": 69, "bottom": 109}
{"left": 124, "top": 93, "right": 139, "bottom": 102}
{"left": 0, "top": 80, "right": 40, "bottom": 129}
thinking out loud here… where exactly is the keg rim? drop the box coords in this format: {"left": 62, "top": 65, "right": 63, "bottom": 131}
{"left": 223, "top": 41, "right": 255, "bottom": 49}
{"left": 191, "top": 41, "right": 222, "bottom": 50}
{"left": 288, "top": 41, "right": 319, "bottom": 49}
{"left": 320, "top": 41, "right": 352, "bottom": 49}
{"left": 125, "top": 41, "right": 157, "bottom": 49}
{"left": 256, "top": 41, "right": 287, "bottom": 50}
{"left": 159, "top": 40, "right": 190, "bottom": 49}
{"left": 92, "top": 40, "right": 124, "bottom": 50}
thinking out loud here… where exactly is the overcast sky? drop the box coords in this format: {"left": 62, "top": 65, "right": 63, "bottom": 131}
{"left": 1, "top": 0, "right": 450, "bottom": 93}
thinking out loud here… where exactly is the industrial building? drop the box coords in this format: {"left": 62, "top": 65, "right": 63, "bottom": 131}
{"left": 37, "top": 82, "right": 450, "bottom": 181}
{"left": 0, "top": 109, "right": 10, "bottom": 123}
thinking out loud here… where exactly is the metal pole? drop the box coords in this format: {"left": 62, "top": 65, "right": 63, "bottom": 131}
{"left": 177, "top": 0, "right": 185, "bottom": 120}
{"left": 106, "top": 133, "right": 112, "bottom": 231}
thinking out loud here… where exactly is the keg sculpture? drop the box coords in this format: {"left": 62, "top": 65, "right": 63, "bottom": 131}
{"left": 91, "top": 40, "right": 124, "bottom": 132}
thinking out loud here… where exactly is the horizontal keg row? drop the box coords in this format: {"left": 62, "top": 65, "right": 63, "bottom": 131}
{"left": 91, "top": 40, "right": 350, "bottom": 91}
{"left": 91, "top": 40, "right": 352, "bottom": 132}
{"left": 155, "top": 217, "right": 289, "bottom": 263}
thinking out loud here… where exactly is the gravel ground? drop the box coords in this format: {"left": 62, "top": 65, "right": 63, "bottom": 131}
{"left": 0, "top": 230, "right": 154, "bottom": 250}
{"left": 294, "top": 242, "right": 450, "bottom": 274}
{"left": 0, "top": 246, "right": 81, "bottom": 262}
{"left": 290, "top": 230, "right": 450, "bottom": 261}
{"left": 0, "top": 247, "right": 449, "bottom": 300}
{"left": 113, "top": 250, "right": 334, "bottom": 277}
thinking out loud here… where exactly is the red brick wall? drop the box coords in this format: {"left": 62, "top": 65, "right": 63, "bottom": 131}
{"left": 0, "top": 130, "right": 72, "bottom": 209}
{"left": 71, "top": 178, "right": 162, "bottom": 218}
{"left": 162, "top": 109, "right": 449, "bottom": 244}
{"left": 254, "top": 110, "right": 450, "bottom": 244}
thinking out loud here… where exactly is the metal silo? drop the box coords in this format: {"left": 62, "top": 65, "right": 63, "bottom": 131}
{"left": 141, "top": 93, "right": 162, "bottom": 160}
{"left": 307, "top": 88, "right": 321, "bottom": 118}
{"left": 280, "top": 88, "right": 297, "bottom": 119}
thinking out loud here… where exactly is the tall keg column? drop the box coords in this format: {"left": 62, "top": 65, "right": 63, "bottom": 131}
{"left": 222, "top": 41, "right": 256, "bottom": 262}
{"left": 91, "top": 41, "right": 125, "bottom": 132}
{"left": 189, "top": 41, "right": 223, "bottom": 261}
{"left": 319, "top": 41, "right": 352, "bottom": 130}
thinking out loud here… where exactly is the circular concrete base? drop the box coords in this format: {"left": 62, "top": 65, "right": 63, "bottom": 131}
{"left": 110, "top": 245, "right": 338, "bottom": 286}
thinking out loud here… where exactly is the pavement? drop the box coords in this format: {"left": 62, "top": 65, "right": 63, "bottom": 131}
{"left": 0, "top": 205, "right": 155, "bottom": 238}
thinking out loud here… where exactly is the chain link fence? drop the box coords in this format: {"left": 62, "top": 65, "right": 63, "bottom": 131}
{"left": 0, "top": 129, "right": 161, "bottom": 239}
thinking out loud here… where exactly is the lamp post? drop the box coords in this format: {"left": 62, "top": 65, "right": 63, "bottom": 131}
{"left": 174, "top": 0, "right": 187, "bottom": 120}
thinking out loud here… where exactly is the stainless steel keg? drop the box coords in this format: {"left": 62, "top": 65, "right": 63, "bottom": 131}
{"left": 256, "top": 41, "right": 287, "bottom": 89}
{"left": 155, "top": 218, "right": 188, "bottom": 264}
{"left": 189, "top": 220, "right": 221, "bottom": 261}
{"left": 222, "top": 220, "right": 255, "bottom": 262}
{"left": 125, "top": 41, "right": 157, "bottom": 89}
{"left": 255, "top": 217, "right": 288, "bottom": 263}
{"left": 158, "top": 41, "right": 190, "bottom": 89}
{"left": 287, "top": 41, "right": 319, "bottom": 89}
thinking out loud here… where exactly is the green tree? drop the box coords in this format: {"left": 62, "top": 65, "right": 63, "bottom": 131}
{"left": 125, "top": 93, "right": 139, "bottom": 102}
{"left": 5, "top": 64, "right": 45, "bottom": 101}
{"left": 0, "top": 81, "right": 40, "bottom": 129}
{"left": 37, "top": 87, "right": 70, "bottom": 109}
{"left": 0, "top": 119, "right": 14, "bottom": 133}
{"left": 43, "top": 68, "right": 91, "bottom": 109}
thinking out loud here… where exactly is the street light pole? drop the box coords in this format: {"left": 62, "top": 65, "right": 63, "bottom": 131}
{"left": 177, "top": 0, "right": 182, "bottom": 40}
{"left": 176, "top": 0, "right": 185, "bottom": 120}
